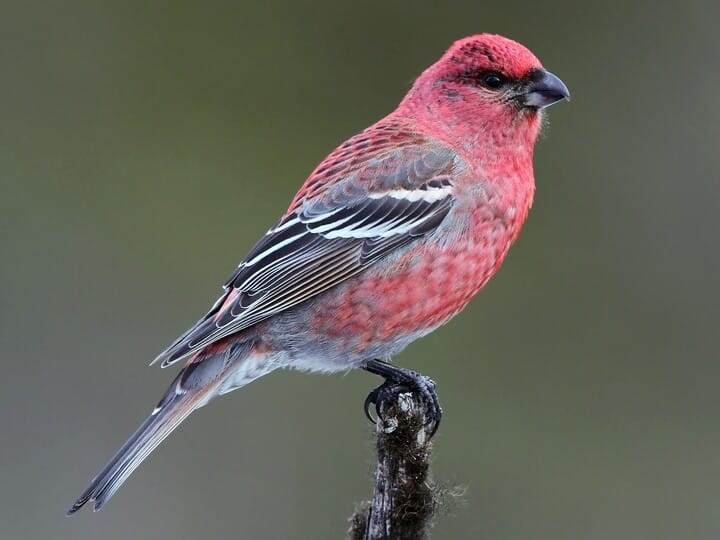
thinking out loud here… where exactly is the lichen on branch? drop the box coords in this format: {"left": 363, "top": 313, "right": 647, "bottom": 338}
{"left": 347, "top": 390, "right": 437, "bottom": 540}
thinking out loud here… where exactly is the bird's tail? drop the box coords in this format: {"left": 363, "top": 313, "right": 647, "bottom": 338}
{"left": 67, "top": 340, "right": 254, "bottom": 515}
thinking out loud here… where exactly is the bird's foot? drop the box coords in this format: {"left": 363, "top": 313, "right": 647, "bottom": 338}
{"left": 362, "top": 359, "right": 442, "bottom": 437}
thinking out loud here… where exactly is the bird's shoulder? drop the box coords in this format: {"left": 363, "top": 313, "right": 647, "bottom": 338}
{"left": 284, "top": 118, "right": 461, "bottom": 217}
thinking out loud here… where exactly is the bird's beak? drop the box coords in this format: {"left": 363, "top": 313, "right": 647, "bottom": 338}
{"left": 522, "top": 69, "right": 570, "bottom": 109}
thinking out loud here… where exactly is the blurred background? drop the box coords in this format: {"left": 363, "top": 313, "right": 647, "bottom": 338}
{"left": 2, "top": 1, "right": 719, "bottom": 538}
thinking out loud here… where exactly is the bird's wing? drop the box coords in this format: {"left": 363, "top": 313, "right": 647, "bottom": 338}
{"left": 153, "top": 128, "right": 458, "bottom": 367}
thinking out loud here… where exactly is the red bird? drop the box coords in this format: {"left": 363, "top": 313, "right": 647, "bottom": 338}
{"left": 68, "top": 34, "right": 569, "bottom": 514}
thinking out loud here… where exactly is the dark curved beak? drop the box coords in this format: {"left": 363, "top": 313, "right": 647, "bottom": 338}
{"left": 523, "top": 69, "right": 570, "bottom": 109}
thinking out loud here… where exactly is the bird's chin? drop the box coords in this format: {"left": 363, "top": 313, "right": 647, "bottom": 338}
{"left": 510, "top": 106, "right": 545, "bottom": 142}
{"left": 515, "top": 104, "right": 543, "bottom": 120}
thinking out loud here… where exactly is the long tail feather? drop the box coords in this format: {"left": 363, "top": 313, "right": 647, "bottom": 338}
{"left": 67, "top": 345, "right": 242, "bottom": 515}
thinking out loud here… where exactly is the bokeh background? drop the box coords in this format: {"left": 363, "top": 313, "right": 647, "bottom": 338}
{"left": 2, "top": 1, "right": 719, "bottom": 539}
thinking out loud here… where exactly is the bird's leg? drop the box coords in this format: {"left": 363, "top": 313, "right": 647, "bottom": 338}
{"left": 361, "top": 358, "right": 442, "bottom": 437}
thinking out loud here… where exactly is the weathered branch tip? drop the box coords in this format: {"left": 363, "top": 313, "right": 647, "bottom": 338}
{"left": 347, "top": 388, "right": 439, "bottom": 540}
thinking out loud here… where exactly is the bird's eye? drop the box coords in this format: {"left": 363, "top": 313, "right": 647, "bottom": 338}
{"left": 481, "top": 72, "right": 504, "bottom": 89}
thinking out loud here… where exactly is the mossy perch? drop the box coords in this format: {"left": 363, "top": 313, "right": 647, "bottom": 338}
{"left": 347, "top": 389, "right": 437, "bottom": 540}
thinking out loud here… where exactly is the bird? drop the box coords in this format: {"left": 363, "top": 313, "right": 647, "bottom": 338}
{"left": 67, "top": 33, "right": 569, "bottom": 515}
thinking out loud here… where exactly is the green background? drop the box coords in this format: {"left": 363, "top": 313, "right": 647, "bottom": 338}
{"left": 2, "top": 1, "right": 719, "bottom": 539}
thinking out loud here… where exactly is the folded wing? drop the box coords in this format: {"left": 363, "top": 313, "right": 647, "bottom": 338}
{"left": 153, "top": 133, "right": 459, "bottom": 367}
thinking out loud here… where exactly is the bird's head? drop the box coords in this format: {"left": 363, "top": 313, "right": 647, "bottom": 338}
{"left": 400, "top": 34, "right": 569, "bottom": 151}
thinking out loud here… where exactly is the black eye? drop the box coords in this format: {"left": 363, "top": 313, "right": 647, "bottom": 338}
{"left": 481, "top": 72, "right": 504, "bottom": 89}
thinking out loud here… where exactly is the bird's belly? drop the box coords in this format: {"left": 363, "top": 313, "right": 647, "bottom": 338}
{"left": 297, "top": 227, "right": 514, "bottom": 361}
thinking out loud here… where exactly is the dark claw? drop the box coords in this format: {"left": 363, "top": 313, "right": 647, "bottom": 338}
{"left": 361, "top": 359, "right": 443, "bottom": 437}
{"left": 364, "top": 387, "right": 380, "bottom": 423}
{"left": 363, "top": 380, "right": 404, "bottom": 424}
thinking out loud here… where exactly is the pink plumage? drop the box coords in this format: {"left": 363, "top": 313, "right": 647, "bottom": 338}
{"left": 68, "top": 33, "right": 569, "bottom": 514}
